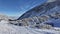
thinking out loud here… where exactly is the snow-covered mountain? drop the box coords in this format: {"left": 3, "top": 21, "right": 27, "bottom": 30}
{"left": 16, "top": 0, "right": 60, "bottom": 28}
{"left": 17, "top": 0, "right": 60, "bottom": 20}
{"left": 0, "top": 0, "right": 60, "bottom": 34}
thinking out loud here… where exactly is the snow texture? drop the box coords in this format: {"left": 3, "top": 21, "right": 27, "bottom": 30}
{"left": 0, "top": 20, "right": 60, "bottom": 34}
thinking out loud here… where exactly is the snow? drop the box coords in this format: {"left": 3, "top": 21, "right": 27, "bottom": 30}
{"left": 0, "top": 21, "right": 60, "bottom": 34}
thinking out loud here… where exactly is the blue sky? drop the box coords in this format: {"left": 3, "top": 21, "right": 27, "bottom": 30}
{"left": 0, "top": 0, "right": 47, "bottom": 16}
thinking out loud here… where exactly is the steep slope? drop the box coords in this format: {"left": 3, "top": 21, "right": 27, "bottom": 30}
{"left": 17, "top": 0, "right": 60, "bottom": 20}
{"left": 9, "top": 12, "right": 60, "bottom": 28}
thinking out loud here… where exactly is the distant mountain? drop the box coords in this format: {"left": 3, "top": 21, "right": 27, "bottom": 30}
{"left": 17, "top": 0, "right": 60, "bottom": 20}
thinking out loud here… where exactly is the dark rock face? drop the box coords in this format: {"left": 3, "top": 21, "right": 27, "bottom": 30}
{"left": 17, "top": 0, "right": 60, "bottom": 20}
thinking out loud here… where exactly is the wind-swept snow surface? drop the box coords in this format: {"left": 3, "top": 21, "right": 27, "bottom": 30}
{"left": 0, "top": 20, "right": 60, "bottom": 34}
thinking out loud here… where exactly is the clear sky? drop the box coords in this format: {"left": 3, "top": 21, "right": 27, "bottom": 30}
{"left": 0, "top": 0, "right": 47, "bottom": 16}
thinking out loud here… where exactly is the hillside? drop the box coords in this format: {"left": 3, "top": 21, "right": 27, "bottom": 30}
{"left": 17, "top": 0, "right": 60, "bottom": 20}
{"left": 0, "top": 0, "right": 60, "bottom": 34}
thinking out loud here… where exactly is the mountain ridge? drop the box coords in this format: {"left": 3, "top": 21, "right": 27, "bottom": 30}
{"left": 17, "top": 0, "right": 60, "bottom": 20}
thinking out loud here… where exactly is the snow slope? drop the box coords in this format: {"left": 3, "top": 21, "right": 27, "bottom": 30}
{"left": 0, "top": 21, "right": 60, "bottom": 34}
{"left": 0, "top": 0, "right": 60, "bottom": 34}
{"left": 18, "top": 0, "right": 60, "bottom": 20}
